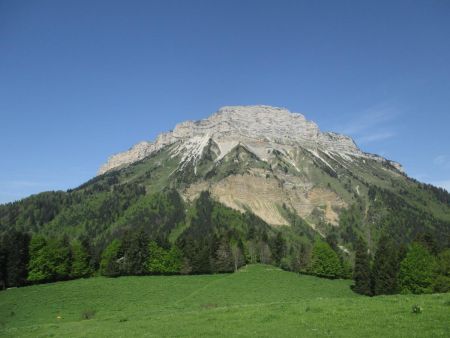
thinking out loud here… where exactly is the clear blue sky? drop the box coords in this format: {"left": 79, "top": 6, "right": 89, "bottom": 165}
{"left": 1, "top": 0, "right": 449, "bottom": 203}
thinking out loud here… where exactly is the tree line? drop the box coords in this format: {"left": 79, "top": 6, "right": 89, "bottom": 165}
{"left": 1, "top": 228, "right": 448, "bottom": 295}
{"left": 0, "top": 191, "right": 287, "bottom": 287}
{"left": 1, "top": 190, "right": 448, "bottom": 295}
{"left": 353, "top": 232, "right": 450, "bottom": 295}
{"left": 0, "top": 228, "right": 342, "bottom": 288}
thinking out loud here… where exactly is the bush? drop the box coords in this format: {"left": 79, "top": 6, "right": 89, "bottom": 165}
{"left": 81, "top": 309, "right": 96, "bottom": 320}
{"left": 411, "top": 304, "right": 422, "bottom": 314}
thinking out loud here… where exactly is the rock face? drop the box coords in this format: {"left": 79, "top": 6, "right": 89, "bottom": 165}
{"left": 98, "top": 105, "right": 402, "bottom": 175}
{"left": 98, "top": 141, "right": 154, "bottom": 175}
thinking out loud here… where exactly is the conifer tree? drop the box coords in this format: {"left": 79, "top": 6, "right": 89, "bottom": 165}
{"left": 371, "top": 234, "right": 399, "bottom": 295}
{"left": 271, "top": 232, "right": 286, "bottom": 265}
{"left": 353, "top": 237, "right": 372, "bottom": 295}
{"left": 213, "top": 239, "right": 234, "bottom": 272}
{"left": 196, "top": 191, "right": 213, "bottom": 228}
{"left": 3, "top": 230, "right": 30, "bottom": 287}
{"left": 325, "top": 232, "right": 339, "bottom": 252}
{"left": 179, "top": 235, "right": 212, "bottom": 274}
{"left": 414, "top": 232, "right": 438, "bottom": 255}
{"left": 179, "top": 192, "right": 215, "bottom": 273}
{"left": 0, "top": 245, "right": 7, "bottom": 289}
{"left": 193, "top": 238, "right": 213, "bottom": 273}
{"left": 122, "top": 229, "right": 149, "bottom": 275}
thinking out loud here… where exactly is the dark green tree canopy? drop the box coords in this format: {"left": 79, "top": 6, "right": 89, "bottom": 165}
{"left": 1, "top": 230, "right": 30, "bottom": 287}
{"left": 371, "top": 234, "right": 399, "bottom": 295}
{"left": 353, "top": 237, "right": 372, "bottom": 296}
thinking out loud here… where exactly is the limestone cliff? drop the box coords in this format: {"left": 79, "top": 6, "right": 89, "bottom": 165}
{"left": 98, "top": 105, "right": 403, "bottom": 175}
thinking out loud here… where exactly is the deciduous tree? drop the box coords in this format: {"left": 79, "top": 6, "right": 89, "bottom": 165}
{"left": 398, "top": 243, "right": 437, "bottom": 294}
{"left": 309, "top": 241, "right": 342, "bottom": 278}
{"left": 70, "top": 240, "right": 92, "bottom": 278}
{"left": 27, "top": 236, "right": 71, "bottom": 283}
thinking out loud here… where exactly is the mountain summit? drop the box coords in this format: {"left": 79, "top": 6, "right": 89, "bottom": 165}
{"left": 99, "top": 105, "right": 402, "bottom": 175}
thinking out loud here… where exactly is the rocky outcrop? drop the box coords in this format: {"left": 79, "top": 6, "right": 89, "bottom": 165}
{"left": 98, "top": 141, "right": 154, "bottom": 175}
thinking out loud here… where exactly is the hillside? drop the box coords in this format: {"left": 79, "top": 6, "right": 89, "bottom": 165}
{"left": 0, "top": 265, "right": 449, "bottom": 337}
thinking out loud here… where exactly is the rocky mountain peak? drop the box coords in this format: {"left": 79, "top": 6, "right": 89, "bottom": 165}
{"left": 98, "top": 105, "right": 398, "bottom": 175}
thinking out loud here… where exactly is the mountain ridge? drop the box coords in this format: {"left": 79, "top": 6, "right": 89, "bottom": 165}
{"left": 98, "top": 105, "right": 403, "bottom": 175}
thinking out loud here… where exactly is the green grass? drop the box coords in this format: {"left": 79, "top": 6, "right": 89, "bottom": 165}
{"left": 1, "top": 265, "right": 448, "bottom": 337}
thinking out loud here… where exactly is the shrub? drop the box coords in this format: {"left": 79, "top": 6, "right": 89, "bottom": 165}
{"left": 81, "top": 309, "right": 96, "bottom": 320}
{"left": 411, "top": 304, "right": 422, "bottom": 314}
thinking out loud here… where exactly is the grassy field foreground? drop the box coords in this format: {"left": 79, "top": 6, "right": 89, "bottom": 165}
{"left": 0, "top": 264, "right": 449, "bottom": 337}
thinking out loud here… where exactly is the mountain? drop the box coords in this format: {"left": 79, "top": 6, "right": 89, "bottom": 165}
{"left": 95, "top": 105, "right": 448, "bottom": 243}
{"left": 97, "top": 105, "right": 401, "bottom": 227}
{"left": 1, "top": 105, "right": 449, "bottom": 269}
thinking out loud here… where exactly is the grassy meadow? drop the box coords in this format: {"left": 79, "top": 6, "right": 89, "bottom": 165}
{"left": 0, "top": 264, "right": 449, "bottom": 337}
